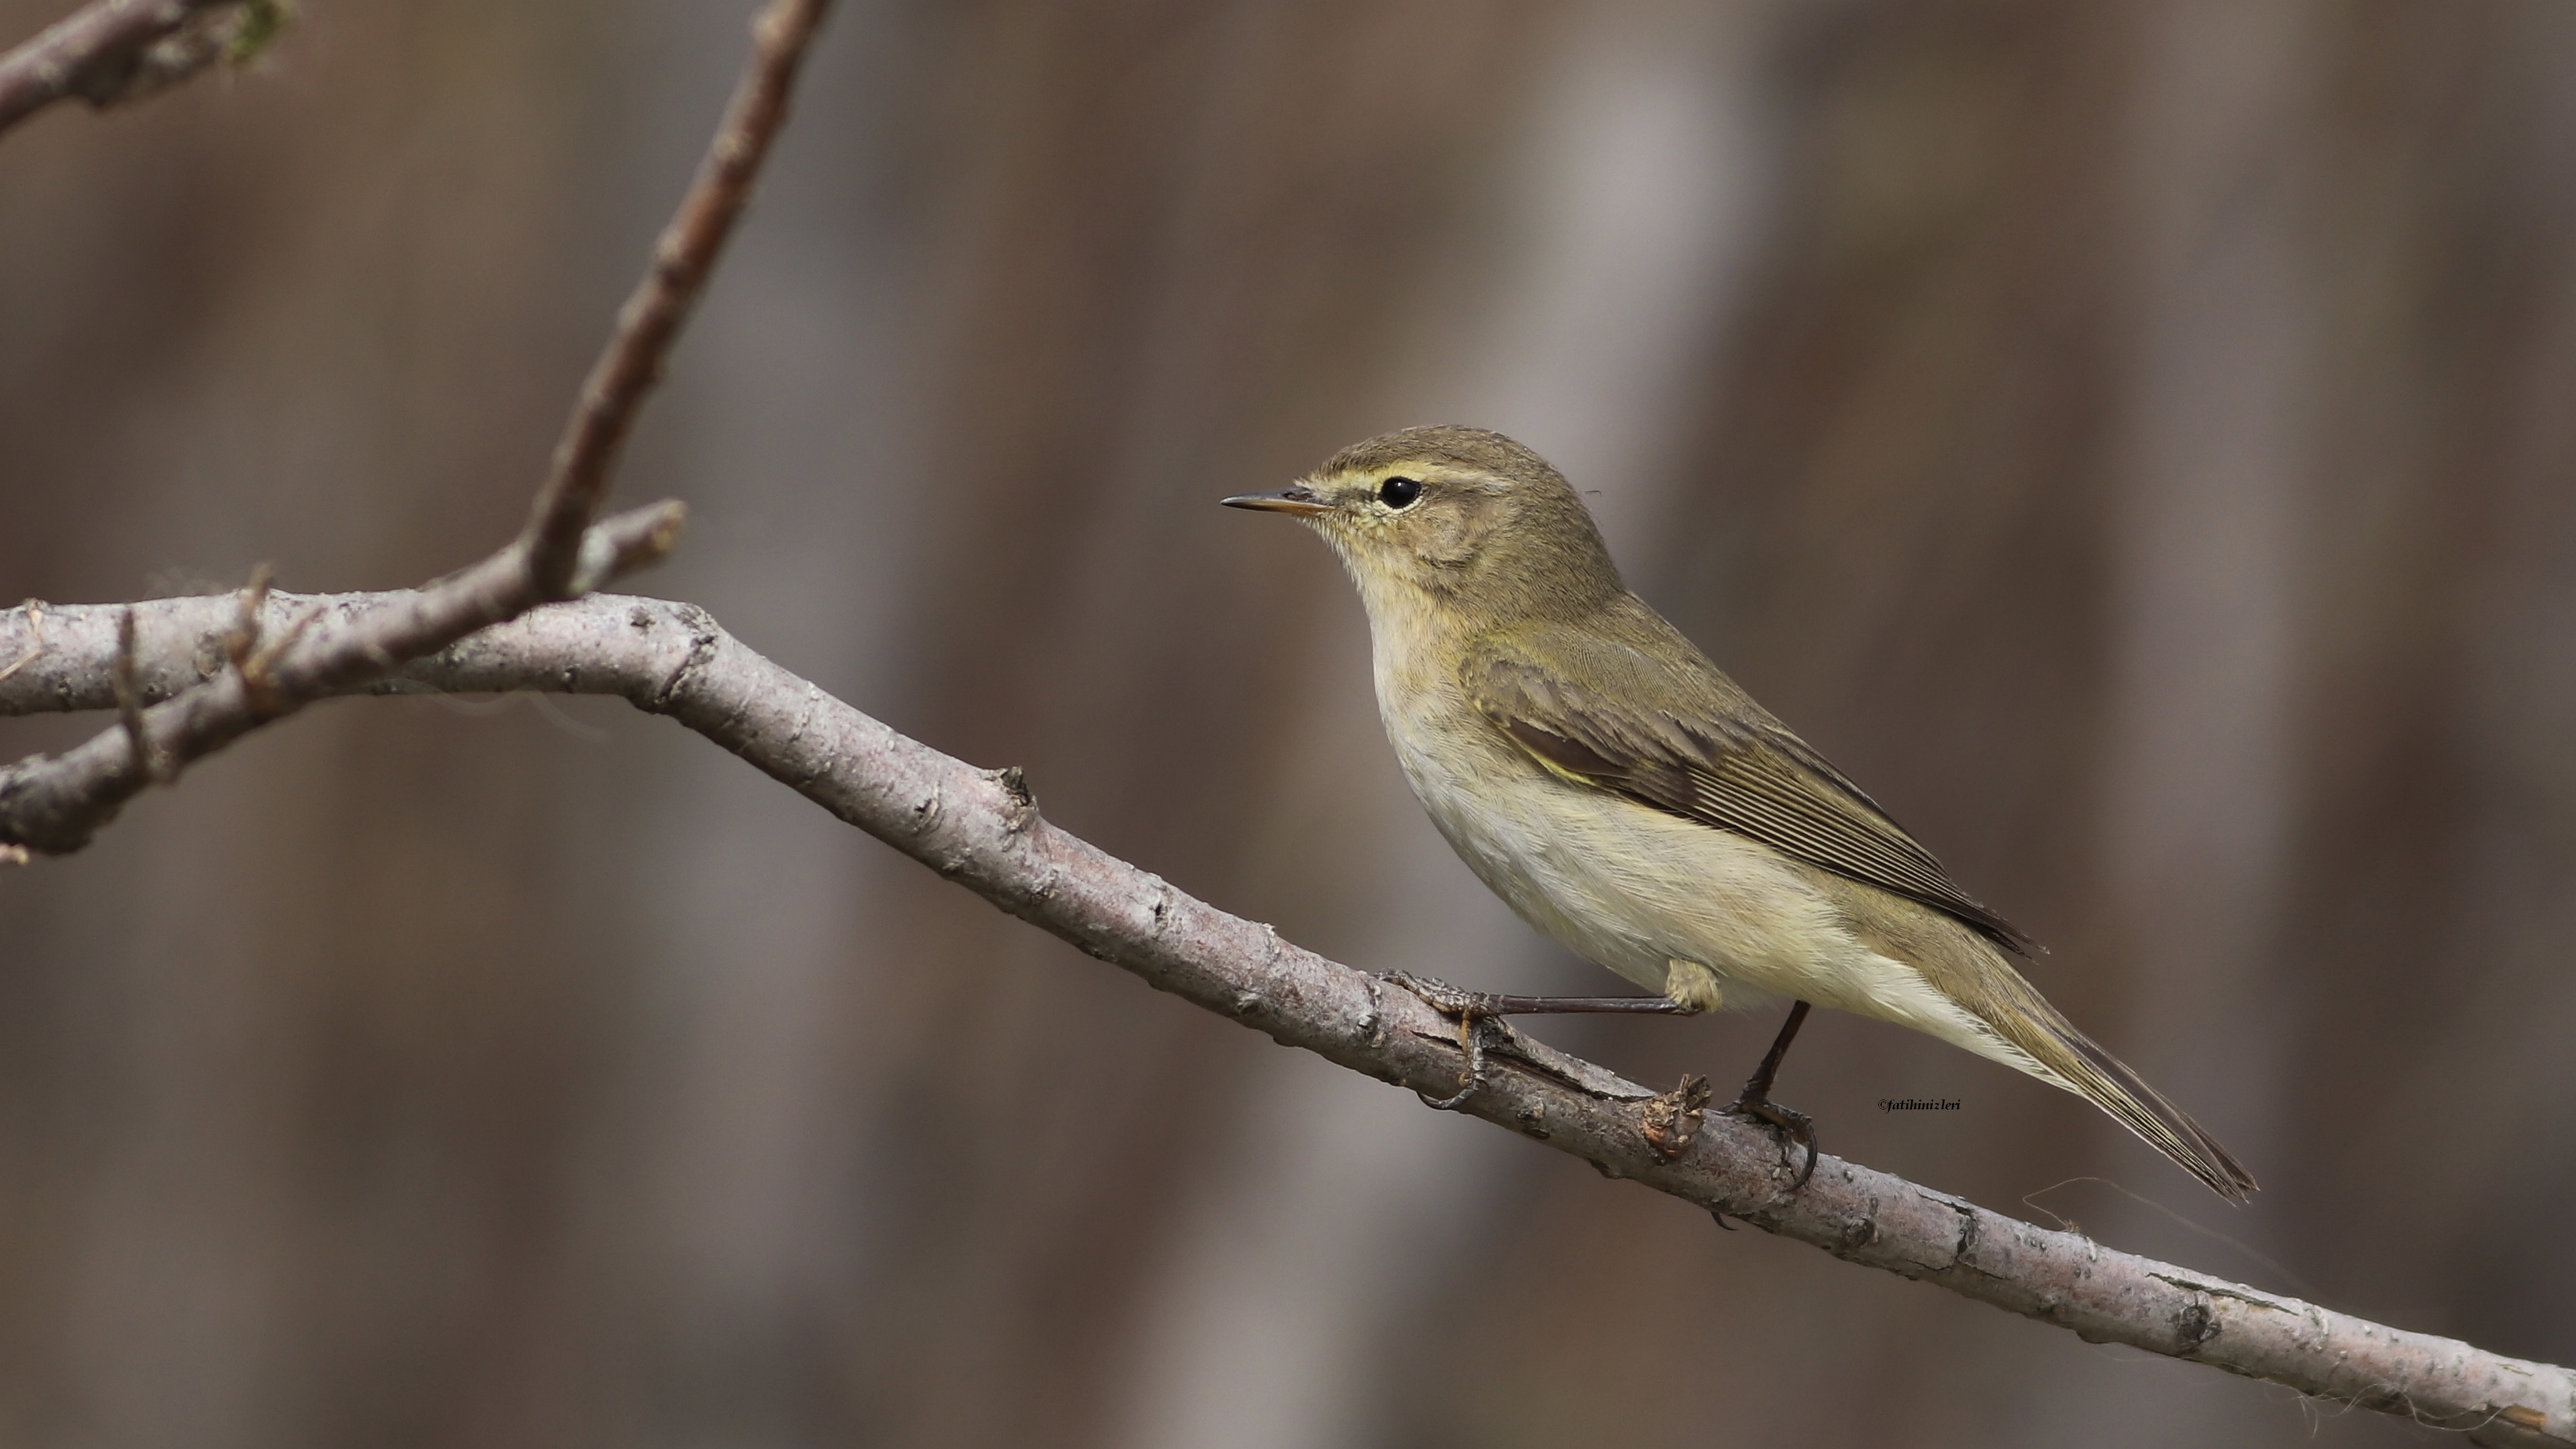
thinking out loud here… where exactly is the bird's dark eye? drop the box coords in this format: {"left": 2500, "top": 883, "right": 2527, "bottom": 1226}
{"left": 1379, "top": 476, "right": 1423, "bottom": 510}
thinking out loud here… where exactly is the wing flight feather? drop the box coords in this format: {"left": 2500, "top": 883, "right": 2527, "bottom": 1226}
{"left": 1474, "top": 653, "right": 2037, "bottom": 954}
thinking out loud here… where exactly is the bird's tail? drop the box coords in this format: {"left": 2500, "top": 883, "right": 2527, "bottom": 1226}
{"left": 1973, "top": 978, "right": 2257, "bottom": 1203}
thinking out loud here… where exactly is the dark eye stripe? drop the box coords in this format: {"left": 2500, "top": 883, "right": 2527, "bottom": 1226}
{"left": 1379, "top": 476, "right": 1422, "bottom": 509}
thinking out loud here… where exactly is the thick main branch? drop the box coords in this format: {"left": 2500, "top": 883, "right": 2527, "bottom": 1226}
{"left": 4, "top": 590, "right": 2565, "bottom": 1448}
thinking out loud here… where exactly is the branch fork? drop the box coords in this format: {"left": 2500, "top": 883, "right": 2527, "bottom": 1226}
{"left": 0, "top": 0, "right": 828, "bottom": 855}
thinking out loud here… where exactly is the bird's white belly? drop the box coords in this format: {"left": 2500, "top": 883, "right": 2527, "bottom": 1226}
{"left": 1388, "top": 717, "right": 1982, "bottom": 1039}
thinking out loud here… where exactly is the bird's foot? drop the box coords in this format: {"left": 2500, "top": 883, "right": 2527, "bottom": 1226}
{"left": 1722, "top": 1091, "right": 1819, "bottom": 1190}
{"left": 1381, "top": 972, "right": 1509, "bottom": 1109}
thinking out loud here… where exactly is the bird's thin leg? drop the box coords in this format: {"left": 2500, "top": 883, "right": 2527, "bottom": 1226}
{"left": 1723, "top": 1000, "right": 1819, "bottom": 1189}
{"left": 1381, "top": 971, "right": 1699, "bottom": 1018}
{"left": 1383, "top": 973, "right": 1700, "bottom": 1110}
{"left": 1460, "top": 993, "right": 1700, "bottom": 1014}
{"left": 1735, "top": 999, "right": 1809, "bottom": 1101}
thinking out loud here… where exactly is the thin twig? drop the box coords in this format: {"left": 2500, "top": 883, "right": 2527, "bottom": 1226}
{"left": 237, "top": 596, "right": 318, "bottom": 720}
{"left": 0, "top": 505, "right": 683, "bottom": 853}
{"left": 221, "top": 562, "right": 272, "bottom": 673}
{"left": 521, "top": 0, "right": 834, "bottom": 597}
{"left": 109, "top": 606, "right": 162, "bottom": 783}
{"left": 0, "top": 0, "right": 253, "bottom": 134}
{"left": 7, "top": 589, "right": 2569, "bottom": 1449}
{"left": 0, "top": 600, "right": 44, "bottom": 686}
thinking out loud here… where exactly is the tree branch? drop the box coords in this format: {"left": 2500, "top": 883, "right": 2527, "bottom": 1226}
{"left": 0, "top": 508, "right": 682, "bottom": 851}
{"left": 5, "top": 590, "right": 2566, "bottom": 1449}
{"left": 0, "top": 0, "right": 266, "bottom": 134}
{"left": 0, "top": 0, "right": 833, "bottom": 854}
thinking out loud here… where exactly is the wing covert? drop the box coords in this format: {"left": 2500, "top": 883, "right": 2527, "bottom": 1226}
{"left": 1474, "top": 653, "right": 2037, "bottom": 954}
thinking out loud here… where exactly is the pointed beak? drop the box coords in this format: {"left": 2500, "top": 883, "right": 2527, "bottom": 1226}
{"left": 1220, "top": 485, "right": 1332, "bottom": 517}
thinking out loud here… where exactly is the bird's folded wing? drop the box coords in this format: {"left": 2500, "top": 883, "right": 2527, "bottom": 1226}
{"left": 1471, "top": 651, "right": 2037, "bottom": 954}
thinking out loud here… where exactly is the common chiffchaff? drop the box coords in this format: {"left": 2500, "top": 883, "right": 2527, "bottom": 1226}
{"left": 1225, "top": 425, "right": 2253, "bottom": 1202}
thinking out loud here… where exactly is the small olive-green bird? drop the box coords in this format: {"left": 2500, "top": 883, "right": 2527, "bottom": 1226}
{"left": 1224, "top": 425, "right": 2255, "bottom": 1202}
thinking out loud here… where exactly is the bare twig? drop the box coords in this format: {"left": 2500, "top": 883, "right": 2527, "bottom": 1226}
{"left": 239, "top": 609, "right": 321, "bottom": 724}
{"left": 221, "top": 562, "right": 272, "bottom": 672}
{"left": 0, "top": 0, "right": 833, "bottom": 855}
{"left": 108, "top": 606, "right": 162, "bottom": 783}
{"left": 0, "top": 0, "right": 264, "bottom": 134}
{"left": 7, "top": 590, "right": 2567, "bottom": 1449}
{"left": 520, "top": 0, "right": 833, "bottom": 597}
{"left": 0, "top": 508, "right": 684, "bottom": 851}
{"left": 0, "top": 600, "right": 44, "bottom": 685}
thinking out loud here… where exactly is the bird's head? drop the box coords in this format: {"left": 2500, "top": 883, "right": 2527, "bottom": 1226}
{"left": 1222, "top": 425, "right": 1624, "bottom": 629}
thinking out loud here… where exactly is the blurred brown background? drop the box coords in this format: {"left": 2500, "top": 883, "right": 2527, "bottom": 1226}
{"left": 3, "top": 1, "right": 2573, "bottom": 1445}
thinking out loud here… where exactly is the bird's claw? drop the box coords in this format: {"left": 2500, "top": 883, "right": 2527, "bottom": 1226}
{"left": 1723, "top": 1093, "right": 1819, "bottom": 1190}
{"left": 1383, "top": 971, "right": 1505, "bottom": 1109}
